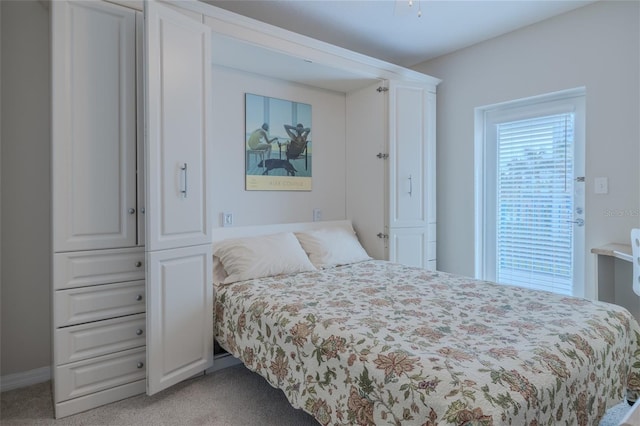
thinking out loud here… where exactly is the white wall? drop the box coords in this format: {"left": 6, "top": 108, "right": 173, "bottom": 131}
{"left": 1, "top": 0, "right": 52, "bottom": 376}
{"left": 210, "top": 66, "right": 347, "bottom": 226}
{"left": 414, "top": 0, "right": 640, "bottom": 299}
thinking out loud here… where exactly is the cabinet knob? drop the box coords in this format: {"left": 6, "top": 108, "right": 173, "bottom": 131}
{"left": 137, "top": 362, "right": 144, "bottom": 369}
{"left": 136, "top": 294, "right": 143, "bottom": 301}
{"left": 135, "top": 261, "right": 142, "bottom": 267}
{"left": 136, "top": 329, "right": 144, "bottom": 336}
{"left": 128, "top": 208, "right": 136, "bottom": 214}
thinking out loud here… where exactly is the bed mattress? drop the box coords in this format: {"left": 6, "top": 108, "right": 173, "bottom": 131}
{"left": 215, "top": 260, "right": 640, "bottom": 425}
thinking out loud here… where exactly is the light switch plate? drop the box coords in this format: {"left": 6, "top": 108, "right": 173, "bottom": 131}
{"left": 594, "top": 177, "right": 608, "bottom": 194}
{"left": 222, "top": 212, "right": 234, "bottom": 227}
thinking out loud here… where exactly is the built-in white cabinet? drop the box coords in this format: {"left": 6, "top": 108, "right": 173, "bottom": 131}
{"left": 50, "top": 0, "right": 436, "bottom": 418}
{"left": 52, "top": 0, "right": 213, "bottom": 417}
{"left": 346, "top": 81, "right": 437, "bottom": 270}
{"left": 144, "top": 1, "right": 214, "bottom": 396}
{"left": 51, "top": 0, "right": 140, "bottom": 253}
{"left": 51, "top": 0, "right": 145, "bottom": 418}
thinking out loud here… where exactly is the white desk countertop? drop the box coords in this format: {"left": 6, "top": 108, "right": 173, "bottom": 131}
{"left": 591, "top": 244, "right": 633, "bottom": 263}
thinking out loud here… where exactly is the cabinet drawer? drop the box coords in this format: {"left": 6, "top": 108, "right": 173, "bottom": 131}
{"left": 54, "top": 247, "right": 145, "bottom": 290}
{"left": 55, "top": 281, "right": 145, "bottom": 327}
{"left": 55, "top": 313, "right": 146, "bottom": 365}
{"left": 55, "top": 347, "right": 146, "bottom": 403}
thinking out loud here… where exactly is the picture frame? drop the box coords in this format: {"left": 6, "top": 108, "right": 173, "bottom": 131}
{"left": 244, "top": 93, "right": 312, "bottom": 191}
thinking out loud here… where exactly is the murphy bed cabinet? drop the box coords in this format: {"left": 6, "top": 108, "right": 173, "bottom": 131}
{"left": 346, "top": 81, "right": 437, "bottom": 270}
{"left": 51, "top": 0, "right": 437, "bottom": 417}
{"left": 51, "top": 0, "right": 212, "bottom": 417}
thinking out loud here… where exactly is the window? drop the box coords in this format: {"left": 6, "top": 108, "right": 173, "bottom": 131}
{"left": 475, "top": 89, "right": 585, "bottom": 296}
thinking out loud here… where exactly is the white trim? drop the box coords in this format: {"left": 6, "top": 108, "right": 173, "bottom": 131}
{"left": 474, "top": 88, "right": 586, "bottom": 295}
{"left": 1, "top": 366, "right": 51, "bottom": 392}
{"left": 473, "top": 108, "right": 486, "bottom": 279}
{"left": 167, "top": 0, "right": 441, "bottom": 90}
{"left": 479, "top": 87, "right": 586, "bottom": 114}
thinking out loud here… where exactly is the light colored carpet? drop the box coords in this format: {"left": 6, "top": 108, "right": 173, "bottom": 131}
{"left": 0, "top": 364, "right": 318, "bottom": 425}
{"left": 0, "top": 363, "right": 632, "bottom": 425}
{"left": 600, "top": 400, "right": 633, "bottom": 426}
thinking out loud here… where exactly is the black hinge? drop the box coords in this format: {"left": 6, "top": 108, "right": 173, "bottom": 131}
{"left": 376, "top": 86, "right": 389, "bottom": 93}
{"left": 376, "top": 153, "right": 389, "bottom": 159}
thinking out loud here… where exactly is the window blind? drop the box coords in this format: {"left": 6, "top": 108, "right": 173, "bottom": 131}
{"left": 496, "top": 113, "right": 575, "bottom": 295}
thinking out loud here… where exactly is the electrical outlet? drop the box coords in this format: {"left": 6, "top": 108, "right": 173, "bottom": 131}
{"left": 222, "top": 212, "right": 234, "bottom": 227}
{"left": 313, "top": 208, "right": 322, "bottom": 222}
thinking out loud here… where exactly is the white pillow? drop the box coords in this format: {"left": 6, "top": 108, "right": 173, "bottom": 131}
{"left": 212, "top": 255, "right": 228, "bottom": 286}
{"left": 295, "top": 226, "right": 371, "bottom": 269}
{"left": 214, "top": 232, "right": 316, "bottom": 284}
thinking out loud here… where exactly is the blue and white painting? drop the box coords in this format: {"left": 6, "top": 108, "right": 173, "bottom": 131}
{"left": 245, "top": 93, "right": 312, "bottom": 191}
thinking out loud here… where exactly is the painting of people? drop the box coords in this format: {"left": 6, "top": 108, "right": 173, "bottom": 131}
{"left": 245, "top": 93, "right": 312, "bottom": 191}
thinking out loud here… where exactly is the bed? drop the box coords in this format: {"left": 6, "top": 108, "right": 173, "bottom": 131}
{"left": 213, "top": 220, "right": 640, "bottom": 425}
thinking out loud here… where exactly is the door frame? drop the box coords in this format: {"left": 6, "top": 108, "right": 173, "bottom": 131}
{"left": 474, "top": 88, "right": 586, "bottom": 296}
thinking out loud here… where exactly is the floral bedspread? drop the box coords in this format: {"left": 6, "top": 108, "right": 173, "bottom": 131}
{"left": 214, "top": 260, "right": 640, "bottom": 425}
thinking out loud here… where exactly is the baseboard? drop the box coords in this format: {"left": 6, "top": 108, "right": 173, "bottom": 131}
{"left": 1, "top": 366, "right": 51, "bottom": 392}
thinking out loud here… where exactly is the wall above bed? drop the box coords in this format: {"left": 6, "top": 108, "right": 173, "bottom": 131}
{"left": 210, "top": 66, "right": 348, "bottom": 227}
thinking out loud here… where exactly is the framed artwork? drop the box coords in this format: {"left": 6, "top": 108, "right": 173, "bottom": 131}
{"left": 245, "top": 93, "right": 312, "bottom": 191}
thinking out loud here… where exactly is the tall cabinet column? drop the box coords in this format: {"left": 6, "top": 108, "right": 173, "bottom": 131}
{"left": 346, "top": 80, "right": 437, "bottom": 269}
{"left": 144, "top": 0, "right": 214, "bottom": 396}
{"left": 51, "top": 1, "right": 145, "bottom": 418}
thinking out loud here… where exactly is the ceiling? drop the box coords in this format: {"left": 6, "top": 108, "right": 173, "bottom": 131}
{"left": 205, "top": 0, "right": 596, "bottom": 68}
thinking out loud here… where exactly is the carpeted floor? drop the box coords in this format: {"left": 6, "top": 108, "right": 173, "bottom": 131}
{"left": 0, "top": 364, "right": 318, "bottom": 425}
{"left": 600, "top": 400, "right": 633, "bottom": 426}
{"left": 0, "top": 363, "right": 632, "bottom": 425}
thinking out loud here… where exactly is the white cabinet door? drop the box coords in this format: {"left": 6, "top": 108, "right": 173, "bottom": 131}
{"left": 146, "top": 245, "right": 213, "bottom": 395}
{"left": 389, "top": 228, "right": 429, "bottom": 269}
{"left": 388, "top": 81, "right": 429, "bottom": 229}
{"left": 345, "top": 82, "right": 387, "bottom": 260}
{"left": 145, "top": 0, "right": 213, "bottom": 396}
{"left": 52, "top": 0, "right": 137, "bottom": 252}
{"left": 145, "top": 0, "right": 212, "bottom": 252}
{"left": 136, "top": 11, "right": 146, "bottom": 247}
{"left": 425, "top": 90, "right": 437, "bottom": 236}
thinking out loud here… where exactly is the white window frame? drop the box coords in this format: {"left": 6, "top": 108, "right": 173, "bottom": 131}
{"left": 474, "top": 88, "right": 586, "bottom": 296}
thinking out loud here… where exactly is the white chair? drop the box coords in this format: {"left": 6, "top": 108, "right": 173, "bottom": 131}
{"left": 631, "top": 228, "right": 640, "bottom": 296}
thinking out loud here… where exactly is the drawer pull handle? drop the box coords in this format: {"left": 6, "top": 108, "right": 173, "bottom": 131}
{"left": 180, "top": 163, "right": 188, "bottom": 198}
{"left": 135, "top": 261, "right": 142, "bottom": 267}
{"left": 136, "top": 329, "right": 143, "bottom": 336}
{"left": 136, "top": 294, "right": 143, "bottom": 301}
{"left": 137, "top": 362, "right": 144, "bottom": 369}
